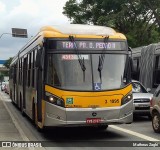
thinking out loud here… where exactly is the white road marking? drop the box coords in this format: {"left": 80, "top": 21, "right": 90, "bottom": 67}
{"left": 110, "top": 125, "right": 160, "bottom": 141}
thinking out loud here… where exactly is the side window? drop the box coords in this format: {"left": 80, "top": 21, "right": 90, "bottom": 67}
{"left": 28, "top": 49, "right": 38, "bottom": 88}
{"left": 20, "top": 59, "right": 23, "bottom": 85}
{"left": 13, "top": 64, "right": 17, "bottom": 84}
{"left": 35, "top": 50, "right": 37, "bottom": 63}
{"left": 47, "top": 54, "right": 61, "bottom": 87}
{"left": 154, "top": 85, "right": 160, "bottom": 97}
{"left": 156, "top": 90, "right": 160, "bottom": 97}
{"left": 47, "top": 55, "right": 54, "bottom": 85}
{"left": 131, "top": 57, "right": 140, "bottom": 80}
{"left": 28, "top": 53, "right": 32, "bottom": 87}
{"left": 133, "top": 59, "right": 138, "bottom": 72}
{"left": 132, "top": 57, "right": 140, "bottom": 71}
{"left": 155, "top": 56, "right": 160, "bottom": 69}
{"left": 32, "top": 50, "right": 35, "bottom": 87}
{"left": 158, "top": 92, "right": 160, "bottom": 97}
{"left": 154, "top": 56, "right": 160, "bottom": 86}
{"left": 19, "top": 59, "right": 22, "bottom": 85}
{"left": 21, "top": 57, "right": 24, "bottom": 85}
{"left": 23, "top": 56, "right": 28, "bottom": 86}
{"left": 132, "top": 82, "right": 147, "bottom": 93}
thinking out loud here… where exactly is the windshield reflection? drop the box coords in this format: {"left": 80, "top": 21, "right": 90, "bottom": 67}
{"left": 46, "top": 54, "right": 126, "bottom": 91}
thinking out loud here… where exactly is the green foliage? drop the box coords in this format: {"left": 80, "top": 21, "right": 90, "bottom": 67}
{"left": 63, "top": 0, "right": 160, "bottom": 48}
{"left": 3, "top": 57, "right": 13, "bottom": 69}
{"left": 0, "top": 71, "right": 8, "bottom": 82}
{"left": 0, "top": 74, "right": 4, "bottom": 82}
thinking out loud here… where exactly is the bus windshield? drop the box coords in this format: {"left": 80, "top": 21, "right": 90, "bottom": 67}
{"left": 46, "top": 53, "right": 126, "bottom": 91}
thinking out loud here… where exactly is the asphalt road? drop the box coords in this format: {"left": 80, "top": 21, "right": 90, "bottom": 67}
{"left": 0, "top": 91, "right": 159, "bottom": 150}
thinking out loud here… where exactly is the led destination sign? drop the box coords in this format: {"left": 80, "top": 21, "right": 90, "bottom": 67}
{"left": 55, "top": 41, "right": 126, "bottom": 50}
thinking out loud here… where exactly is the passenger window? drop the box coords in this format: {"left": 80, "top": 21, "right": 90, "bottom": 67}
{"left": 132, "top": 58, "right": 139, "bottom": 72}
{"left": 158, "top": 92, "right": 160, "bottom": 97}
{"left": 28, "top": 53, "right": 32, "bottom": 87}
{"left": 132, "top": 83, "right": 141, "bottom": 92}
{"left": 32, "top": 50, "right": 35, "bottom": 87}
{"left": 132, "top": 82, "right": 147, "bottom": 93}
{"left": 154, "top": 85, "right": 160, "bottom": 97}
{"left": 154, "top": 56, "right": 160, "bottom": 86}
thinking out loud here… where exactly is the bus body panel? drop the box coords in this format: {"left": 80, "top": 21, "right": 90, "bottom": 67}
{"left": 132, "top": 43, "right": 160, "bottom": 92}
{"left": 43, "top": 84, "right": 133, "bottom": 127}
{"left": 44, "top": 100, "right": 133, "bottom": 126}
{"left": 45, "top": 84, "right": 132, "bottom": 105}
{"left": 9, "top": 24, "right": 133, "bottom": 129}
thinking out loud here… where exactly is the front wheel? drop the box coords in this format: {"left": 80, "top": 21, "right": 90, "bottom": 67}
{"left": 36, "top": 124, "right": 45, "bottom": 132}
{"left": 152, "top": 112, "right": 160, "bottom": 133}
{"left": 148, "top": 114, "right": 152, "bottom": 120}
{"left": 97, "top": 125, "right": 108, "bottom": 130}
{"left": 20, "top": 99, "right": 25, "bottom": 116}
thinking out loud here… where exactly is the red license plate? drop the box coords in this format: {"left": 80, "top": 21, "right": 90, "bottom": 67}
{"left": 86, "top": 118, "right": 101, "bottom": 124}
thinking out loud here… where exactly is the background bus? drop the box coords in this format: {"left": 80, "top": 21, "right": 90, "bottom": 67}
{"left": 9, "top": 24, "right": 133, "bottom": 130}
{"left": 132, "top": 42, "right": 160, "bottom": 93}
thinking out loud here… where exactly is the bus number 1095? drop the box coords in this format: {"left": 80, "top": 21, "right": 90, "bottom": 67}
{"left": 105, "top": 99, "right": 119, "bottom": 104}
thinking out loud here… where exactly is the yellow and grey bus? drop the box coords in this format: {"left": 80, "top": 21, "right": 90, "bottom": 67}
{"left": 9, "top": 24, "right": 133, "bottom": 130}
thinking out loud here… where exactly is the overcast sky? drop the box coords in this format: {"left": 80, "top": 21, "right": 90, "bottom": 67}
{"left": 0, "top": 0, "right": 70, "bottom": 60}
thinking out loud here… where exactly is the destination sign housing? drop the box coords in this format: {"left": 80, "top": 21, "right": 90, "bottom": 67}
{"left": 47, "top": 40, "right": 127, "bottom": 51}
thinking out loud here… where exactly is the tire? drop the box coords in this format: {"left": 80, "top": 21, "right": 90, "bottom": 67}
{"left": 20, "top": 97, "right": 25, "bottom": 116}
{"left": 33, "top": 103, "right": 44, "bottom": 132}
{"left": 148, "top": 114, "right": 152, "bottom": 120}
{"left": 97, "top": 125, "right": 108, "bottom": 130}
{"left": 36, "top": 124, "right": 45, "bottom": 132}
{"left": 152, "top": 112, "right": 160, "bottom": 133}
{"left": 21, "top": 108, "right": 25, "bottom": 116}
{"left": 32, "top": 103, "right": 35, "bottom": 123}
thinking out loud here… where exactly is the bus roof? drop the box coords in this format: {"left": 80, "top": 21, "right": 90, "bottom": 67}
{"left": 40, "top": 24, "right": 116, "bottom": 36}
{"left": 10, "top": 24, "right": 127, "bottom": 65}
{"left": 39, "top": 24, "right": 126, "bottom": 39}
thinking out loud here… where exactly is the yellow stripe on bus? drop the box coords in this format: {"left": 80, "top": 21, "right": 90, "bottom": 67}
{"left": 45, "top": 84, "right": 132, "bottom": 108}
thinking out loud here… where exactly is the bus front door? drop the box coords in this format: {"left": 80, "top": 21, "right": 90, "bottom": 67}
{"left": 36, "top": 49, "right": 43, "bottom": 122}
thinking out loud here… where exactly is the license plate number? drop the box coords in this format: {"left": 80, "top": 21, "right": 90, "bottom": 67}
{"left": 86, "top": 118, "right": 101, "bottom": 124}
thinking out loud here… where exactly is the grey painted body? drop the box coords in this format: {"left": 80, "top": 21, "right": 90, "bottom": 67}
{"left": 44, "top": 100, "right": 133, "bottom": 127}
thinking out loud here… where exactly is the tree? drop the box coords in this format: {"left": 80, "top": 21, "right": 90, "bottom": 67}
{"left": 0, "top": 74, "right": 4, "bottom": 82}
{"left": 3, "top": 57, "right": 13, "bottom": 69}
{"left": 143, "top": 0, "right": 160, "bottom": 28}
{"left": 63, "top": 0, "right": 160, "bottom": 47}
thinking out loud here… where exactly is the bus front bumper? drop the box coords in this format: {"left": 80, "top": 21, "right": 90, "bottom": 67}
{"left": 44, "top": 101, "right": 133, "bottom": 127}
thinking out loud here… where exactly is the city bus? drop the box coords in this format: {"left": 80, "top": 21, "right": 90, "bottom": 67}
{"left": 9, "top": 24, "right": 133, "bottom": 130}
{"left": 131, "top": 43, "right": 160, "bottom": 93}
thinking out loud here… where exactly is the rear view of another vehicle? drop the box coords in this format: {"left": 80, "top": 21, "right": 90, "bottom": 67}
{"left": 150, "top": 85, "right": 160, "bottom": 133}
{"left": 132, "top": 80, "right": 153, "bottom": 119}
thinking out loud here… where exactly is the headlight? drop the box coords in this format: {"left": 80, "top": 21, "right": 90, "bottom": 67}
{"left": 45, "top": 92, "right": 65, "bottom": 107}
{"left": 121, "top": 92, "right": 133, "bottom": 105}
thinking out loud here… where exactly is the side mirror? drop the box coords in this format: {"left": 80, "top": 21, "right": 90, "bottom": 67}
{"left": 147, "top": 88, "right": 151, "bottom": 92}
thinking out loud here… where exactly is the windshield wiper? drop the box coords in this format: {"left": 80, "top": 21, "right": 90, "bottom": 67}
{"left": 98, "top": 36, "right": 109, "bottom": 83}
{"left": 69, "top": 35, "right": 86, "bottom": 81}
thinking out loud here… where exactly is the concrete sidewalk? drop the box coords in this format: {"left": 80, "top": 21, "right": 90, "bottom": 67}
{"left": 0, "top": 95, "right": 24, "bottom": 141}
{"left": 0, "top": 92, "right": 36, "bottom": 150}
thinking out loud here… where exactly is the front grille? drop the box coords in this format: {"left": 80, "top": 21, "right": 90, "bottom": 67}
{"left": 134, "top": 99, "right": 150, "bottom": 103}
{"left": 135, "top": 107, "right": 150, "bottom": 110}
